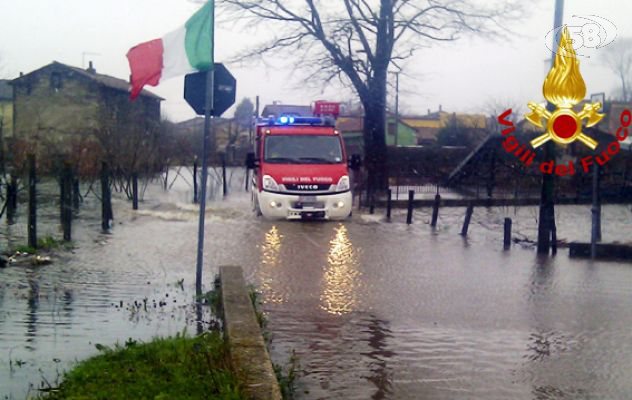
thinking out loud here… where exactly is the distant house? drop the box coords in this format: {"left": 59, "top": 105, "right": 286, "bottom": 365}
{"left": 260, "top": 104, "right": 313, "bottom": 119}
{"left": 0, "top": 79, "right": 12, "bottom": 138}
{"left": 10, "top": 61, "right": 162, "bottom": 161}
{"left": 174, "top": 117, "right": 251, "bottom": 164}
{"left": 336, "top": 116, "right": 364, "bottom": 156}
{"left": 402, "top": 109, "right": 489, "bottom": 146}
{"left": 336, "top": 107, "right": 489, "bottom": 150}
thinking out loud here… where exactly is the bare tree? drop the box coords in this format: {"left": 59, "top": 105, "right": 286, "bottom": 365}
{"left": 603, "top": 37, "right": 632, "bottom": 102}
{"left": 218, "top": 0, "right": 524, "bottom": 191}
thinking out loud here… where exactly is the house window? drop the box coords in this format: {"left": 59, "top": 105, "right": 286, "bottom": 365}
{"left": 50, "top": 72, "right": 62, "bottom": 91}
{"left": 388, "top": 122, "right": 397, "bottom": 136}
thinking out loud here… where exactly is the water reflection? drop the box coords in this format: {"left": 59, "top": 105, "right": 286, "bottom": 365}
{"left": 259, "top": 225, "right": 286, "bottom": 304}
{"left": 320, "top": 224, "right": 361, "bottom": 315}
{"left": 25, "top": 270, "right": 40, "bottom": 351}
{"left": 364, "top": 317, "right": 394, "bottom": 399}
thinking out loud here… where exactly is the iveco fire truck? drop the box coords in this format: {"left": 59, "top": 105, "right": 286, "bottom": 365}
{"left": 246, "top": 101, "right": 360, "bottom": 220}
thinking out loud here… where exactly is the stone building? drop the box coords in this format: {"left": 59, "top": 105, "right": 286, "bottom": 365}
{"left": 0, "top": 79, "right": 12, "bottom": 138}
{"left": 10, "top": 61, "right": 162, "bottom": 171}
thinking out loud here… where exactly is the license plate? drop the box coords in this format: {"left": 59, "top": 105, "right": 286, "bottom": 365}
{"left": 298, "top": 196, "right": 317, "bottom": 203}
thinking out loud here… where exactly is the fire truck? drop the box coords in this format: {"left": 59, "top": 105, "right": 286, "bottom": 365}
{"left": 246, "top": 101, "right": 360, "bottom": 220}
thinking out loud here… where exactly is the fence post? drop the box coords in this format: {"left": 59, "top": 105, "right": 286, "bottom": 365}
{"left": 504, "top": 218, "right": 512, "bottom": 250}
{"left": 72, "top": 177, "right": 80, "bottom": 209}
{"left": 7, "top": 174, "right": 17, "bottom": 224}
{"left": 62, "top": 162, "right": 72, "bottom": 241}
{"left": 369, "top": 193, "right": 375, "bottom": 214}
{"left": 386, "top": 189, "right": 392, "bottom": 221}
{"left": 591, "top": 164, "right": 601, "bottom": 258}
{"left": 222, "top": 154, "right": 227, "bottom": 198}
{"left": 430, "top": 194, "right": 441, "bottom": 227}
{"left": 406, "top": 190, "right": 414, "bottom": 225}
{"left": 101, "top": 162, "right": 113, "bottom": 232}
{"left": 28, "top": 154, "right": 37, "bottom": 249}
{"left": 132, "top": 172, "right": 139, "bottom": 210}
{"left": 193, "top": 158, "right": 199, "bottom": 204}
{"left": 461, "top": 203, "right": 474, "bottom": 236}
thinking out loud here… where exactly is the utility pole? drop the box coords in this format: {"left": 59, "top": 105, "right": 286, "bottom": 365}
{"left": 394, "top": 72, "right": 400, "bottom": 147}
{"left": 537, "top": 0, "right": 563, "bottom": 255}
{"left": 195, "top": 0, "right": 216, "bottom": 298}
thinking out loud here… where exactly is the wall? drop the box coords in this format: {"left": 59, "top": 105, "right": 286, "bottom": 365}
{"left": 12, "top": 65, "right": 100, "bottom": 156}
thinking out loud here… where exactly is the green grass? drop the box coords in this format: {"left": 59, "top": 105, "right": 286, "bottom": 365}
{"left": 11, "top": 236, "right": 73, "bottom": 255}
{"left": 39, "top": 332, "right": 246, "bottom": 400}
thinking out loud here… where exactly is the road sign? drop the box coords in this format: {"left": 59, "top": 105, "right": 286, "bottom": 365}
{"left": 184, "top": 63, "right": 236, "bottom": 116}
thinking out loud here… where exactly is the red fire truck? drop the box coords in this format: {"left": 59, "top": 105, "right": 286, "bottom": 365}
{"left": 246, "top": 101, "right": 360, "bottom": 220}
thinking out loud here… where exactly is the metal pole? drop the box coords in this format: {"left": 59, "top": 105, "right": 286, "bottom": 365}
{"left": 394, "top": 72, "right": 399, "bottom": 147}
{"left": 196, "top": 0, "right": 215, "bottom": 298}
{"left": 537, "top": 0, "right": 563, "bottom": 255}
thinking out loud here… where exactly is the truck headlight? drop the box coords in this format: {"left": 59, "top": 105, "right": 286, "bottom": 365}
{"left": 337, "top": 176, "right": 350, "bottom": 191}
{"left": 262, "top": 175, "right": 279, "bottom": 191}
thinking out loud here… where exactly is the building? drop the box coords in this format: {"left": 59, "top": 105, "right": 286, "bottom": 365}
{"left": 336, "top": 107, "right": 489, "bottom": 149}
{"left": 260, "top": 104, "right": 313, "bottom": 119}
{"left": 10, "top": 61, "right": 162, "bottom": 163}
{"left": 0, "top": 79, "right": 12, "bottom": 139}
{"left": 174, "top": 117, "right": 251, "bottom": 164}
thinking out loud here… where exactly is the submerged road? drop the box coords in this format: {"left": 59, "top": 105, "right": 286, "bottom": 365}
{"left": 2, "top": 169, "right": 632, "bottom": 399}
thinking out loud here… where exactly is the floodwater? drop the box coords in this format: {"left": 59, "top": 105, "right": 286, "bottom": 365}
{"left": 2, "top": 168, "right": 632, "bottom": 399}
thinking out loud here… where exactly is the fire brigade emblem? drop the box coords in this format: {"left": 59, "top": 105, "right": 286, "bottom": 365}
{"left": 525, "top": 26, "right": 604, "bottom": 150}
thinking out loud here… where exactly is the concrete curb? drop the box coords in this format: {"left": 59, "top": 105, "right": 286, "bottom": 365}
{"left": 219, "top": 266, "right": 282, "bottom": 400}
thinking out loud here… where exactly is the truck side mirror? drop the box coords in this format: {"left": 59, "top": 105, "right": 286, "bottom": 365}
{"left": 348, "top": 154, "right": 362, "bottom": 170}
{"left": 245, "top": 152, "right": 258, "bottom": 169}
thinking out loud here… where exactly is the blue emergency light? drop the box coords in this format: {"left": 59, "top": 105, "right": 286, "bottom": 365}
{"left": 260, "top": 115, "right": 335, "bottom": 127}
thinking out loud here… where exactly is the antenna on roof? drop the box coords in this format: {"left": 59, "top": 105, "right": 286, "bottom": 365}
{"left": 82, "top": 52, "right": 101, "bottom": 68}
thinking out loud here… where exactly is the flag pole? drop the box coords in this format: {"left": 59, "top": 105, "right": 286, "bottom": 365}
{"left": 196, "top": 0, "right": 215, "bottom": 298}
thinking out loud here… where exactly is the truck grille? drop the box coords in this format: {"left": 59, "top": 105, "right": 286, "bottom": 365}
{"left": 285, "top": 184, "right": 331, "bottom": 191}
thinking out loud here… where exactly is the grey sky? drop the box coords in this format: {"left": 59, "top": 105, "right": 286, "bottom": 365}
{"left": 1, "top": 0, "right": 630, "bottom": 122}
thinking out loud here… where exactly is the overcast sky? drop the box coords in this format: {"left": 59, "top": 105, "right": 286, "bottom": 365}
{"left": 1, "top": 0, "right": 630, "bottom": 122}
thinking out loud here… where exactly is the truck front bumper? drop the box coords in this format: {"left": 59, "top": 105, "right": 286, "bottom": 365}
{"left": 258, "top": 190, "right": 352, "bottom": 220}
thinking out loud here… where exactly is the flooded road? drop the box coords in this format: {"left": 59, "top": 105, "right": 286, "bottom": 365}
{"left": 2, "top": 168, "right": 632, "bottom": 399}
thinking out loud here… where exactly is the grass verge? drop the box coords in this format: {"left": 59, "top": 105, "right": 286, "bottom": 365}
{"left": 12, "top": 236, "right": 73, "bottom": 255}
{"left": 248, "top": 286, "right": 300, "bottom": 400}
{"left": 39, "top": 331, "right": 246, "bottom": 400}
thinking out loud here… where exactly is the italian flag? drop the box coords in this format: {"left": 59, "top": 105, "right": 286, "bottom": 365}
{"left": 126, "top": 1, "right": 214, "bottom": 99}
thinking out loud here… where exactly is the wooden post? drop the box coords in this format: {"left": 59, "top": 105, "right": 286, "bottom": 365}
{"left": 504, "top": 218, "right": 512, "bottom": 250}
{"left": 244, "top": 167, "right": 249, "bottom": 192}
{"left": 591, "top": 164, "right": 601, "bottom": 258}
{"left": 28, "top": 154, "right": 37, "bottom": 249}
{"left": 72, "top": 177, "right": 80, "bottom": 209}
{"left": 430, "top": 194, "right": 441, "bottom": 227}
{"left": 132, "top": 172, "right": 139, "bottom": 210}
{"left": 406, "top": 190, "right": 414, "bottom": 225}
{"left": 193, "top": 159, "right": 199, "bottom": 204}
{"left": 61, "top": 162, "right": 72, "bottom": 241}
{"left": 461, "top": 204, "right": 474, "bottom": 236}
{"left": 101, "top": 162, "right": 113, "bottom": 232}
{"left": 222, "top": 154, "right": 227, "bottom": 197}
{"left": 386, "top": 189, "right": 392, "bottom": 221}
{"left": 7, "top": 175, "right": 17, "bottom": 224}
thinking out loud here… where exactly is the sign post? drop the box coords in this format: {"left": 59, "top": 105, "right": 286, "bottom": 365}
{"left": 185, "top": 63, "right": 236, "bottom": 298}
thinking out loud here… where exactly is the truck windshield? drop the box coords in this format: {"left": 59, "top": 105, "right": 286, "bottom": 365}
{"left": 264, "top": 135, "right": 343, "bottom": 164}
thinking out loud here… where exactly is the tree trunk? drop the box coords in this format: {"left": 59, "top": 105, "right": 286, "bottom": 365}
{"left": 362, "top": 77, "right": 389, "bottom": 196}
